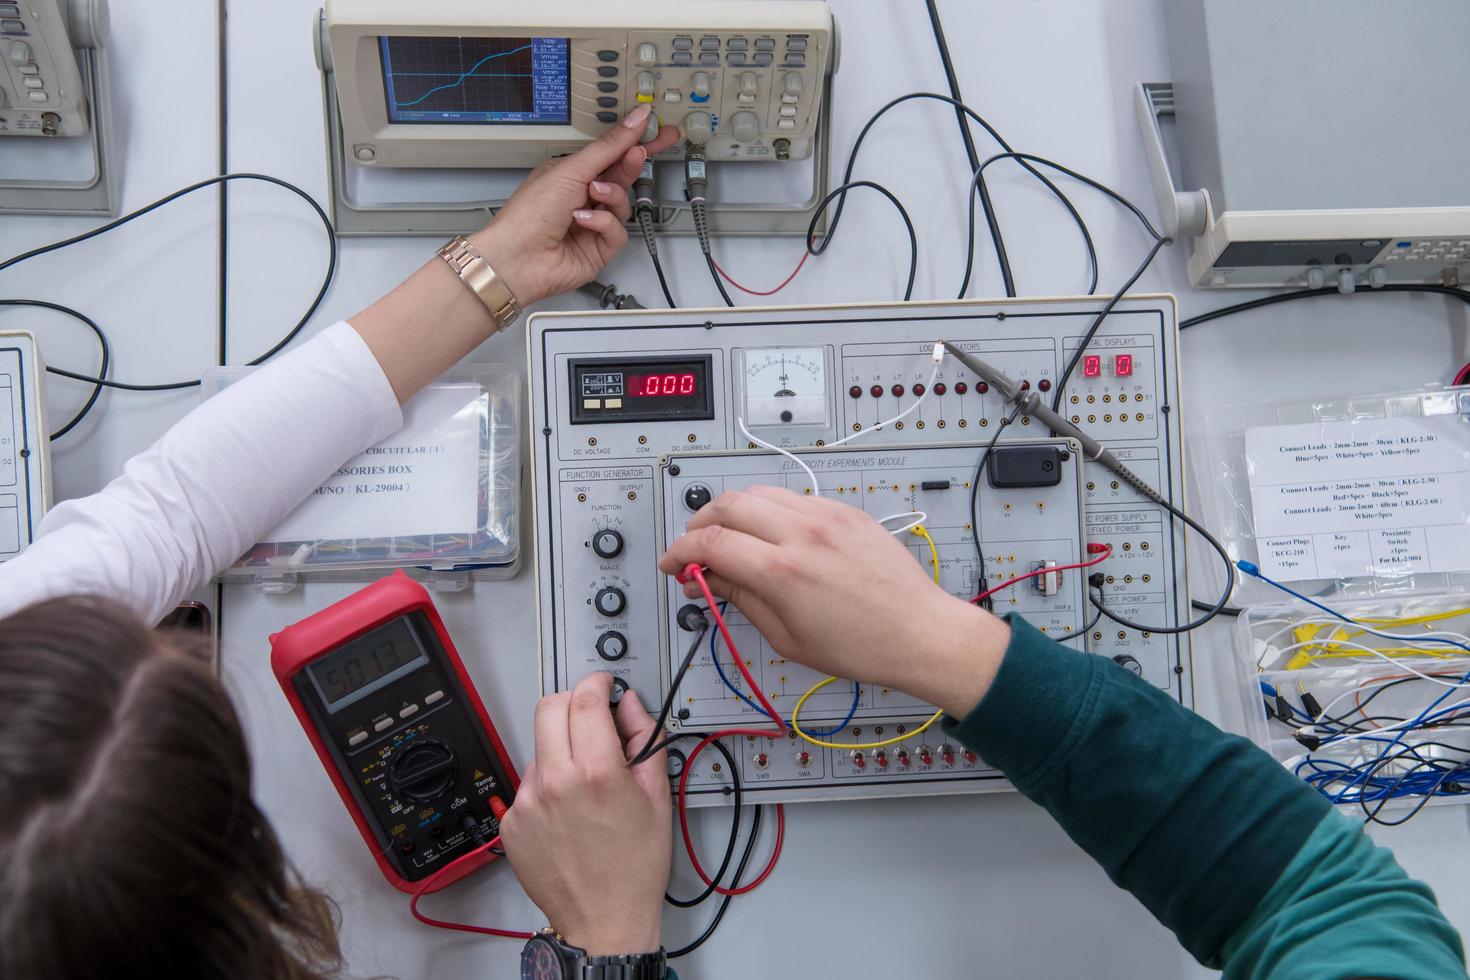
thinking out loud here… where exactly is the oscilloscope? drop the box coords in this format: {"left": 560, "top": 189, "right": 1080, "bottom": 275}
{"left": 321, "top": 0, "right": 835, "bottom": 169}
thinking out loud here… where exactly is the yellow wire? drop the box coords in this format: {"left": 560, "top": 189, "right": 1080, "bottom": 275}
{"left": 790, "top": 524, "right": 944, "bottom": 752}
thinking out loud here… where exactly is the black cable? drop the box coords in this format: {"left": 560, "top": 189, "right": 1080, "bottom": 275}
{"left": 806, "top": 180, "right": 918, "bottom": 301}
{"left": 662, "top": 735, "right": 742, "bottom": 909}
{"left": 1193, "top": 598, "right": 1242, "bottom": 617}
{"left": 668, "top": 802, "right": 763, "bottom": 958}
{"left": 630, "top": 619, "right": 709, "bottom": 768}
{"left": 704, "top": 253, "right": 735, "bottom": 308}
{"left": 921, "top": 0, "right": 1014, "bottom": 297}
{"left": 1180, "top": 284, "right": 1470, "bottom": 331}
{"left": 0, "top": 299, "right": 109, "bottom": 440}
{"left": 969, "top": 402, "right": 1024, "bottom": 611}
{"left": 1054, "top": 586, "right": 1106, "bottom": 643}
{"left": 1088, "top": 500, "right": 1234, "bottom": 634}
{"left": 818, "top": 93, "right": 1097, "bottom": 297}
{"left": 1, "top": 173, "right": 337, "bottom": 392}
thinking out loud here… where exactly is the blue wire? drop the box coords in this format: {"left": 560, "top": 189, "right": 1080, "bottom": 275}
{"left": 1242, "top": 559, "right": 1470, "bottom": 803}
{"left": 708, "top": 601, "right": 862, "bottom": 733}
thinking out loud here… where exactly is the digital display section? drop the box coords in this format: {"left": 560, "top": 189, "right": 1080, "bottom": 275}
{"left": 570, "top": 356, "right": 715, "bottom": 424}
{"left": 380, "top": 36, "right": 570, "bottom": 125}
{"left": 307, "top": 615, "right": 428, "bottom": 711}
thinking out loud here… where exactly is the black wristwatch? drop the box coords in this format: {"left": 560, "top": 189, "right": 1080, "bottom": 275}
{"left": 521, "top": 928, "right": 669, "bottom": 980}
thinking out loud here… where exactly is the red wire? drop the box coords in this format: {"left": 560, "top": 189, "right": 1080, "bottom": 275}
{"left": 408, "top": 838, "right": 534, "bottom": 940}
{"left": 673, "top": 565, "right": 787, "bottom": 896}
{"left": 710, "top": 253, "right": 809, "bottom": 296}
{"left": 684, "top": 565, "right": 787, "bottom": 732}
{"left": 677, "top": 729, "right": 786, "bottom": 895}
{"left": 971, "top": 544, "right": 1113, "bottom": 605}
{"left": 1454, "top": 362, "right": 1470, "bottom": 386}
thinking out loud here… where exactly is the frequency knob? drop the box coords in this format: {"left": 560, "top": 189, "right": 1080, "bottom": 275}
{"left": 595, "top": 587, "right": 627, "bottom": 617}
{"left": 592, "top": 528, "right": 625, "bottom": 559}
{"left": 388, "top": 739, "right": 458, "bottom": 803}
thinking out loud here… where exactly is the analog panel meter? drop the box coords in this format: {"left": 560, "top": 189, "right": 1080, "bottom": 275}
{"left": 738, "top": 346, "right": 831, "bottom": 428}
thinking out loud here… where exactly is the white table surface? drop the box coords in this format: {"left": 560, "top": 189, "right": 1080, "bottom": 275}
{"left": 7, "top": 1, "right": 1470, "bottom": 976}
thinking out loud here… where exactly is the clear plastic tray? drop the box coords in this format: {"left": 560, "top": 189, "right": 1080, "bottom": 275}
{"left": 1194, "top": 384, "right": 1470, "bottom": 606}
{"left": 201, "top": 365, "right": 520, "bottom": 588}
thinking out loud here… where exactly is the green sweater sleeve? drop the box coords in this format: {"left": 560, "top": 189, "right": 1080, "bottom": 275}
{"left": 945, "top": 615, "right": 1465, "bottom": 975}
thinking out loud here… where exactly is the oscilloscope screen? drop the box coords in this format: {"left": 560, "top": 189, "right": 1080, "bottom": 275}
{"left": 379, "top": 36, "right": 571, "bottom": 125}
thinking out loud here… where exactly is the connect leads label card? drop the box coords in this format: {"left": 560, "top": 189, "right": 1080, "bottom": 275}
{"left": 1244, "top": 416, "right": 1470, "bottom": 581}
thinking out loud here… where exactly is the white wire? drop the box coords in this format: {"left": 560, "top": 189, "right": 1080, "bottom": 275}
{"left": 826, "top": 362, "right": 942, "bottom": 448}
{"left": 877, "top": 510, "right": 928, "bottom": 536}
{"left": 738, "top": 416, "right": 820, "bottom": 497}
{"left": 1318, "top": 696, "right": 1470, "bottom": 749}
{"left": 1267, "top": 637, "right": 1470, "bottom": 701}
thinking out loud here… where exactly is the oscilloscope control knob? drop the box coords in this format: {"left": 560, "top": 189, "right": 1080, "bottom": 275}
{"left": 596, "top": 631, "right": 628, "bottom": 661}
{"left": 595, "top": 587, "right": 627, "bottom": 618}
{"left": 388, "top": 739, "right": 458, "bottom": 803}
{"left": 684, "top": 110, "right": 713, "bottom": 144}
{"left": 730, "top": 110, "right": 759, "bottom": 143}
{"left": 637, "top": 42, "right": 657, "bottom": 66}
{"left": 1112, "top": 654, "right": 1143, "bottom": 678}
{"left": 592, "top": 528, "right": 625, "bottom": 559}
{"left": 740, "top": 71, "right": 759, "bottom": 97}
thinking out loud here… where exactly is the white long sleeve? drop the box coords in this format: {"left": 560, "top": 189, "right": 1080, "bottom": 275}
{"left": 0, "top": 321, "right": 403, "bottom": 624}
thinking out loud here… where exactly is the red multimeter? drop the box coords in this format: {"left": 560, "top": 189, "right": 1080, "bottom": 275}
{"left": 270, "top": 571, "right": 519, "bottom": 893}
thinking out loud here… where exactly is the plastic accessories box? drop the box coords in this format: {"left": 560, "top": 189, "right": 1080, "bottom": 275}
{"left": 201, "top": 365, "right": 520, "bottom": 591}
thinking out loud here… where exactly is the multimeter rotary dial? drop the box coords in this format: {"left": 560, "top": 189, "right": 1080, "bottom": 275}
{"left": 388, "top": 738, "right": 459, "bottom": 803}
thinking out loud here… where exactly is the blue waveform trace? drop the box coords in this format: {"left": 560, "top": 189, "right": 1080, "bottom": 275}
{"left": 393, "top": 42, "right": 534, "bottom": 108}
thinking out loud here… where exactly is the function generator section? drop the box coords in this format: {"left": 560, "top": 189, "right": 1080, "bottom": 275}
{"left": 656, "top": 442, "right": 1087, "bottom": 734}
{"left": 529, "top": 296, "right": 1189, "bottom": 801}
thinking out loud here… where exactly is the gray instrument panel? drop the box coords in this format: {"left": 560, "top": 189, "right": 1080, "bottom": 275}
{"left": 528, "top": 296, "right": 1190, "bottom": 806}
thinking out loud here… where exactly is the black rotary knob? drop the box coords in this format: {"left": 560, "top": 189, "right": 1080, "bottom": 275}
{"left": 683, "top": 483, "right": 713, "bottom": 512}
{"left": 594, "top": 587, "right": 627, "bottom": 617}
{"left": 388, "top": 739, "right": 458, "bottom": 803}
{"left": 1112, "top": 654, "right": 1143, "bottom": 677}
{"left": 592, "top": 528, "right": 625, "bottom": 559}
{"left": 596, "top": 630, "right": 628, "bottom": 661}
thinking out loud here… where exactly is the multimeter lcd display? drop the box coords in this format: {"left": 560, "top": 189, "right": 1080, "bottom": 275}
{"left": 569, "top": 356, "right": 714, "bottom": 424}
{"left": 379, "top": 36, "right": 570, "bottom": 125}
{"left": 307, "top": 617, "right": 427, "bottom": 711}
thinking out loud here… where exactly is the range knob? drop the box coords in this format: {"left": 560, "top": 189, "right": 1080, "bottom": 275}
{"left": 388, "top": 739, "right": 458, "bottom": 803}
{"left": 594, "top": 587, "right": 627, "bottom": 617}
{"left": 592, "top": 528, "right": 625, "bottom": 559}
{"left": 596, "top": 630, "right": 628, "bottom": 661}
{"left": 1112, "top": 654, "right": 1143, "bottom": 678}
{"left": 730, "top": 110, "right": 760, "bottom": 143}
{"left": 684, "top": 110, "right": 713, "bottom": 144}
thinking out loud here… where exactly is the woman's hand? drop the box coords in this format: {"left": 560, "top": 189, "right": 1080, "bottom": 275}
{"left": 499, "top": 672, "right": 672, "bottom": 956}
{"left": 658, "top": 486, "right": 1011, "bottom": 717}
{"left": 471, "top": 105, "right": 681, "bottom": 307}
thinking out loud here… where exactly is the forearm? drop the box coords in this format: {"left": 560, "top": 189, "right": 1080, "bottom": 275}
{"left": 0, "top": 323, "right": 401, "bottom": 623}
{"left": 944, "top": 615, "right": 1332, "bottom": 963}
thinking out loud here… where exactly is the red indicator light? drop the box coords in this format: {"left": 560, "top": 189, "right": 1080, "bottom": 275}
{"left": 870, "top": 385, "right": 883, "bottom": 398}
{"left": 954, "top": 381, "right": 969, "bottom": 395}
{"left": 1113, "top": 354, "right": 1134, "bottom": 377}
{"left": 891, "top": 384, "right": 906, "bottom": 398}
{"left": 1038, "top": 379, "right": 1052, "bottom": 392}
{"left": 976, "top": 381, "right": 989, "bottom": 394}
{"left": 912, "top": 383, "right": 926, "bottom": 397}
{"left": 1083, "top": 355, "right": 1102, "bottom": 378}
{"left": 849, "top": 385, "right": 863, "bottom": 399}
{"left": 1019, "top": 380, "right": 1030, "bottom": 391}
{"left": 933, "top": 383, "right": 947, "bottom": 396}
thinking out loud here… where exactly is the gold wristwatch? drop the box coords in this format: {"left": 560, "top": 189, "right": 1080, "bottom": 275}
{"left": 436, "top": 235, "right": 520, "bottom": 331}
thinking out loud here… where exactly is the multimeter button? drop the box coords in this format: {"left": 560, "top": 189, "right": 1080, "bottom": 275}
{"left": 597, "top": 631, "right": 629, "bottom": 661}
{"left": 424, "top": 689, "right": 445, "bottom": 705}
{"left": 594, "top": 587, "right": 627, "bottom": 617}
{"left": 348, "top": 731, "right": 368, "bottom": 747}
{"left": 374, "top": 717, "right": 394, "bottom": 733}
{"left": 399, "top": 704, "right": 420, "bottom": 719}
{"left": 592, "top": 528, "right": 625, "bottom": 559}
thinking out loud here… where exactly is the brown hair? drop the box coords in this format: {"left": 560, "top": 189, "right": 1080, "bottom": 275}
{"left": 0, "top": 597, "right": 343, "bottom": 979}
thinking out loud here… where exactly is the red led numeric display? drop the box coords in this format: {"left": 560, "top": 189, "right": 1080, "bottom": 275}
{"left": 1113, "top": 354, "right": 1134, "bottom": 377}
{"left": 1083, "top": 355, "right": 1102, "bottom": 378}
{"left": 627, "top": 373, "right": 697, "bottom": 397}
